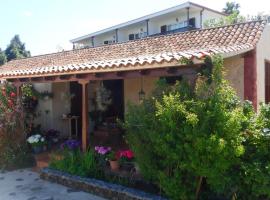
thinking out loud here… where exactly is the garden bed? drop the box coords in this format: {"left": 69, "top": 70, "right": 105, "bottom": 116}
{"left": 40, "top": 168, "right": 166, "bottom": 200}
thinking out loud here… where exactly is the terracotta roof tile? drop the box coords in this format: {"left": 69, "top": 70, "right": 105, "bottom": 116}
{"left": 0, "top": 20, "right": 266, "bottom": 78}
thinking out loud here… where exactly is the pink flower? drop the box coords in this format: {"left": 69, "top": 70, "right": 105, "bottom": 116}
{"left": 95, "top": 146, "right": 111, "bottom": 155}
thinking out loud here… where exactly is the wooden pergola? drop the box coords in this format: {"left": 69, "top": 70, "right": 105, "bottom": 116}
{"left": 9, "top": 64, "right": 199, "bottom": 151}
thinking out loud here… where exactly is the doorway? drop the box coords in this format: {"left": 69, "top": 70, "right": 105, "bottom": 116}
{"left": 70, "top": 82, "right": 82, "bottom": 139}
{"left": 103, "top": 79, "right": 124, "bottom": 120}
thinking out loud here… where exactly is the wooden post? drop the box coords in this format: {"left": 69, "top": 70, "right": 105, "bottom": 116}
{"left": 14, "top": 83, "right": 22, "bottom": 103}
{"left": 244, "top": 50, "right": 257, "bottom": 110}
{"left": 79, "top": 80, "right": 89, "bottom": 152}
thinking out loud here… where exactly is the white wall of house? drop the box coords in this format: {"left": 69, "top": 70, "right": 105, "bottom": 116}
{"left": 94, "top": 31, "right": 117, "bottom": 47}
{"left": 256, "top": 24, "right": 270, "bottom": 106}
{"left": 34, "top": 83, "right": 53, "bottom": 130}
{"left": 119, "top": 22, "right": 147, "bottom": 42}
{"left": 33, "top": 82, "right": 71, "bottom": 137}
{"left": 73, "top": 7, "right": 225, "bottom": 48}
{"left": 52, "top": 82, "right": 71, "bottom": 137}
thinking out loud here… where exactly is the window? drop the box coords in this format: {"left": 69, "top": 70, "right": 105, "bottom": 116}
{"left": 160, "top": 76, "right": 183, "bottom": 85}
{"left": 129, "top": 32, "right": 147, "bottom": 41}
{"left": 103, "top": 40, "right": 116, "bottom": 45}
{"left": 135, "top": 33, "right": 140, "bottom": 39}
{"left": 189, "top": 18, "right": 196, "bottom": 27}
{"left": 160, "top": 25, "right": 167, "bottom": 34}
{"left": 129, "top": 34, "right": 135, "bottom": 41}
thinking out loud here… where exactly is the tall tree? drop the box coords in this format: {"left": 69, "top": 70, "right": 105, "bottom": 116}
{"left": 0, "top": 48, "right": 7, "bottom": 66}
{"left": 5, "top": 35, "right": 30, "bottom": 61}
{"left": 223, "top": 2, "right": 240, "bottom": 15}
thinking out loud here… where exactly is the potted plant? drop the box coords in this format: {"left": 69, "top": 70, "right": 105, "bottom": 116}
{"left": 94, "top": 146, "right": 111, "bottom": 168}
{"left": 107, "top": 150, "right": 119, "bottom": 171}
{"left": 118, "top": 150, "right": 135, "bottom": 171}
{"left": 27, "top": 134, "right": 46, "bottom": 154}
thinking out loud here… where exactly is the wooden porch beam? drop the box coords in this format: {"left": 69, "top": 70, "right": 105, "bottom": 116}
{"left": 166, "top": 67, "right": 178, "bottom": 74}
{"left": 139, "top": 69, "right": 151, "bottom": 75}
{"left": 31, "top": 77, "right": 45, "bottom": 82}
{"left": 5, "top": 65, "right": 199, "bottom": 83}
{"left": 44, "top": 76, "right": 57, "bottom": 81}
{"left": 75, "top": 74, "right": 90, "bottom": 79}
{"left": 59, "top": 74, "right": 74, "bottom": 80}
{"left": 78, "top": 80, "right": 89, "bottom": 152}
{"left": 18, "top": 78, "right": 30, "bottom": 82}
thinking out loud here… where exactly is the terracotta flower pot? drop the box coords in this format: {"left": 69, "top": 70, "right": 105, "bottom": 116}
{"left": 109, "top": 160, "right": 119, "bottom": 171}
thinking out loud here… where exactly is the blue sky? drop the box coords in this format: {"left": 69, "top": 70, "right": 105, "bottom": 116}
{"left": 0, "top": 0, "right": 269, "bottom": 56}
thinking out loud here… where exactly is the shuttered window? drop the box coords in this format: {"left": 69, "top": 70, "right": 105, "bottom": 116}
{"left": 265, "top": 61, "right": 270, "bottom": 103}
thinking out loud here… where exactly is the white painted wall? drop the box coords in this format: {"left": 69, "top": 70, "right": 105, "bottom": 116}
{"left": 256, "top": 24, "right": 270, "bottom": 106}
{"left": 74, "top": 8, "right": 224, "bottom": 48}
{"left": 51, "top": 82, "right": 71, "bottom": 138}
{"left": 34, "top": 83, "right": 53, "bottom": 130}
{"left": 119, "top": 22, "right": 147, "bottom": 42}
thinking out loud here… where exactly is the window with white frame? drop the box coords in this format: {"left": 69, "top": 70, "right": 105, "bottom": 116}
{"left": 103, "top": 40, "right": 116, "bottom": 45}
{"left": 129, "top": 31, "right": 147, "bottom": 41}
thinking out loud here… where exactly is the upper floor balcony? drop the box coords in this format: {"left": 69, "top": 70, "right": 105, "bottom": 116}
{"left": 71, "top": 2, "right": 226, "bottom": 49}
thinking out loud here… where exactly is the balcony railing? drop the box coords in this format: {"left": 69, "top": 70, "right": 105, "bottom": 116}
{"left": 150, "top": 25, "right": 197, "bottom": 37}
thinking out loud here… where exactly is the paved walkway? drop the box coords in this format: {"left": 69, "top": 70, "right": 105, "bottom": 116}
{"left": 0, "top": 169, "right": 107, "bottom": 200}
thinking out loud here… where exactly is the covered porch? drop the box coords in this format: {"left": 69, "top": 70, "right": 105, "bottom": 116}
{"left": 11, "top": 63, "right": 199, "bottom": 152}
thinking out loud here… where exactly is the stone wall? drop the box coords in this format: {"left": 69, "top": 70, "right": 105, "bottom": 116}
{"left": 40, "top": 168, "right": 166, "bottom": 200}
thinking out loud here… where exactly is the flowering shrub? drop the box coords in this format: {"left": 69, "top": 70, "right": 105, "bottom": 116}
{"left": 61, "top": 139, "right": 80, "bottom": 151}
{"left": 0, "top": 84, "right": 17, "bottom": 113}
{"left": 0, "top": 83, "right": 34, "bottom": 170}
{"left": 27, "top": 134, "right": 46, "bottom": 147}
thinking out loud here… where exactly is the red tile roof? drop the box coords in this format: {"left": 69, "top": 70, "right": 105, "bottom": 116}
{"left": 0, "top": 20, "right": 266, "bottom": 79}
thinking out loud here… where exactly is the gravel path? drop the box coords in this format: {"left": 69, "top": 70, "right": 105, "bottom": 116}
{"left": 0, "top": 169, "right": 107, "bottom": 200}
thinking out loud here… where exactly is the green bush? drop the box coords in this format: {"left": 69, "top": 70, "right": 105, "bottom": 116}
{"left": 124, "top": 55, "right": 270, "bottom": 199}
{"left": 234, "top": 104, "right": 270, "bottom": 199}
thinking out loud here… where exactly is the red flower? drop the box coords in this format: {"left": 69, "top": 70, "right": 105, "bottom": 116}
{"left": 125, "top": 150, "right": 134, "bottom": 159}
{"left": 10, "top": 92, "right": 16, "bottom": 98}
{"left": 117, "top": 150, "right": 134, "bottom": 160}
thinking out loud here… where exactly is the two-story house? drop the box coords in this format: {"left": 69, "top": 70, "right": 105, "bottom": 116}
{"left": 1, "top": 2, "right": 269, "bottom": 152}
{"left": 70, "top": 2, "right": 226, "bottom": 49}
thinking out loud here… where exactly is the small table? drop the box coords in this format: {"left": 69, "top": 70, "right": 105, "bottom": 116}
{"left": 62, "top": 116, "right": 80, "bottom": 139}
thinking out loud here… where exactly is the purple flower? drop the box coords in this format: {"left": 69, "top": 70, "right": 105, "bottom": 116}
{"left": 61, "top": 139, "right": 80, "bottom": 151}
{"left": 94, "top": 146, "right": 111, "bottom": 155}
